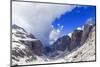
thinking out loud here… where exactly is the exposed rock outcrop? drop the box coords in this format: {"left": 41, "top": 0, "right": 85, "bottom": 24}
{"left": 81, "top": 23, "right": 93, "bottom": 45}
{"left": 12, "top": 24, "right": 44, "bottom": 65}
{"left": 49, "top": 22, "right": 95, "bottom": 59}
{"left": 64, "top": 26, "right": 95, "bottom": 62}
{"left": 69, "top": 30, "right": 83, "bottom": 51}
{"left": 11, "top": 22, "right": 96, "bottom": 65}
{"left": 52, "top": 35, "right": 71, "bottom": 51}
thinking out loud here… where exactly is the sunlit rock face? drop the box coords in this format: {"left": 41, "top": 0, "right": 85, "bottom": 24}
{"left": 64, "top": 26, "right": 95, "bottom": 62}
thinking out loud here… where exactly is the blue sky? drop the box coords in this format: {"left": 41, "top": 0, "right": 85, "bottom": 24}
{"left": 13, "top": 2, "right": 96, "bottom": 46}
{"left": 52, "top": 6, "right": 96, "bottom": 37}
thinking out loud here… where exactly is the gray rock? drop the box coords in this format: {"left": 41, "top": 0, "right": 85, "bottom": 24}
{"left": 52, "top": 35, "right": 71, "bottom": 51}
{"left": 81, "top": 23, "right": 93, "bottom": 45}
{"left": 12, "top": 24, "right": 44, "bottom": 65}
{"left": 69, "top": 30, "right": 83, "bottom": 51}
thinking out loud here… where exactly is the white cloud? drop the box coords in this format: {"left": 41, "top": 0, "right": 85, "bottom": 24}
{"left": 49, "top": 24, "right": 64, "bottom": 45}
{"left": 57, "top": 24, "right": 60, "bottom": 26}
{"left": 49, "top": 29, "right": 60, "bottom": 45}
{"left": 61, "top": 25, "right": 64, "bottom": 29}
{"left": 86, "top": 17, "right": 94, "bottom": 25}
{"left": 49, "top": 25, "right": 62, "bottom": 44}
{"left": 77, "top": 27, "right": 82, "bottom": 30}
{"left": 82, "top": 25, "right": 84, "bottom": 30}
{"left": 12, "top": 2, "right": 76, "bottom": 45}
{"left": 68, "top": 32, "right": 72, "bottom": 38}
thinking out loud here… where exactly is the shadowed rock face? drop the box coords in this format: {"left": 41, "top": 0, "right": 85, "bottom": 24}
{"left": 69, "top": 30, "right": 83, "bottom": 51}
{"left": 50, "top": 23, "right": 94, "bottom": 58}
{"left": 12, "top": 24, "right": 43, "bottom": 56}
{"left": 81, "top": 23, "right": 93, "bottom": 45}
{"left": 12, "top": 24, "right": 43, "bottom": 65}
{"left": 64, "top": 26, "right": 96, "bottom": 62}
{"left": 31, "top": 40, "right": 43, "bottom": 56}
{"left": 52, "top": 35, "right": 71, "bottom": 51}
{"left": 19, "top": 39, "right": 43, "bottom": 56}
{"left": 12, "top": 22, "right": 95, "bottom": 65}
{"left": 52, "top": 23, "right": 94, "bottom": 52}
{"left": 44, "top": 22, "right": 94, "bottom": 59}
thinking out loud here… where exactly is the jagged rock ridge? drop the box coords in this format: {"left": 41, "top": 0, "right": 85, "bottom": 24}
{"left": 12, "top": 24, "right": 44, "bottom": 65}
{"left": 11, "top": 22, "right": 95, "bottom": 66}
{"left": 64, "top": 26, "right": 95, "bottom": 62}
{"left": 48, "top": 22, "right": 94, "bottom": 59}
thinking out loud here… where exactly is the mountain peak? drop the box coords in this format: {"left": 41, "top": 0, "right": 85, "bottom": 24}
{"left": 12, "top": 24, "right": 21, "bottom": 29}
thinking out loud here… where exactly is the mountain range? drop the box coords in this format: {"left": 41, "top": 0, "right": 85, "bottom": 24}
{"left": 11, "top": 22, "right": 96, "bottom": 67}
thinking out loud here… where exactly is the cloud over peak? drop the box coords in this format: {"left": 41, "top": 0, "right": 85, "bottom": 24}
{"left": 12, "top": 2, "right": 76, "bottom": 45}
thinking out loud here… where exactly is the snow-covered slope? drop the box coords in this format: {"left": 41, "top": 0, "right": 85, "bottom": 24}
{"left": 12, "top": 24, "right": 44, "bottom": 66}
{"left": 64, "top": 26, "right": 95, "bottom": 62}
{"left": 11, "top": 23, "right": 96, "bottom": 66}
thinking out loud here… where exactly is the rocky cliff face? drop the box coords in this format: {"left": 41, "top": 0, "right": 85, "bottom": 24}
{"left": 11, "top": 22, "right": 96, "bottom": 66}
{"left": 69, "top": 30, "right": 83, "bottom": 51}
{"left": 64, "top": 26, "right": 95, "bottom": 62}
{"left": 81, "top": 23, "right": 93, "bottom": 45}
{"left": 12, "top": 24, "right": 43, "bottom": 65}
{"left": 52, "top": 35, "right": 71, "bottom": 51}
{"left": 49, "top": 23, "right": 95, "bottom": 59}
